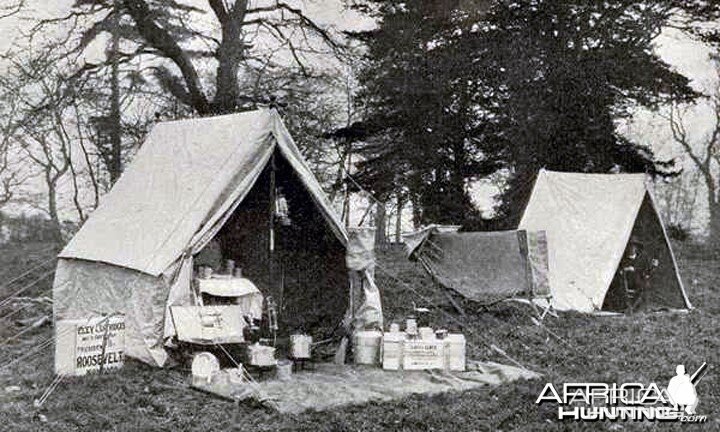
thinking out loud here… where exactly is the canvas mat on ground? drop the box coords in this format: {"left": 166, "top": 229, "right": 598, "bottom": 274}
{"left": 193, "top": 361, "right": 540, "bottom": 414}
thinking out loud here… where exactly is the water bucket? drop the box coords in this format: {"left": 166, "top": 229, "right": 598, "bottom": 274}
{"left": 191, "top": 352, "right": 220, "bottom": 385}
{"left": 290, "top": 334, "right": 312, "bottom": 359}
{"left": 353, "top": 330, "right": 382, "bottom": 365}
{"left": 276, "top": 360, "right": 293, "bottom": 381}
{"left": 248, "top": 343, "right": 276, "bottom": 367}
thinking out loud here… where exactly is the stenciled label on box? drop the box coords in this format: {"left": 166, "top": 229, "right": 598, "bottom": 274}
{"left": 403, "top": 340, "right": 444, "bottom": 370}
{"left": 74, "top": 315, "right": 125, "bottom": 375}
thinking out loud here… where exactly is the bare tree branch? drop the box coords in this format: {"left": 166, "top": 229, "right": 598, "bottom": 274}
{"left": 122, "top": 0, "right": 211, "bottom": 113}
{"left": 0, "top": 0, "right": 24, "bottom": 20}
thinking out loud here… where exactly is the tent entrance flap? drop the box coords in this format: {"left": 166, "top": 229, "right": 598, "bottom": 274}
{"left": 201, "top": 149, "right": 349, "bottom": 337}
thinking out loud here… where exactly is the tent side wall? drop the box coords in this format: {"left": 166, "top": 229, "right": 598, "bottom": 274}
{"left": 53, "top": 258, "right": 171, "bottom": 367}
{"left": 415, "top": 231, "right": 532, "bottom": 304}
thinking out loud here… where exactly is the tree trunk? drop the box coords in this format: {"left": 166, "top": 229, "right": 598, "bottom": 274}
{"left": 395, "top": 193, "right": 404, "bottom": 243}
{"left": 707, "top": 179, "right": 720, "bottom": 245}
{"left": 343, "top": 152, "right": 352, "bottom": 227}
{"left": 109, "top": 0, "right": 123, "bottom": 183}
{"left": 375, "top": 201, "right": 387, "bottom": 251}
{"left": 213, "top": 9, "right": 244, "bottom": 113}
{"left": 45, "top": 172, "right": 63, "bottom": 243}
{"left": 411, "top": 193, "right": 422, "bottom": 229}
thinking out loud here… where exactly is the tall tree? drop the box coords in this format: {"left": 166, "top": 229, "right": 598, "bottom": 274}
{"left": 666, "top": 89, "right": 720, "bottom": 243}
{"left": 353, "top": 0, "right": 712, "bottom": 227}
{"left": 352, "top": 1, "right": 498, "bottom": 226}
{"left": 27, "top": 0, "right": 349, "bottom": 188}
{"left": 46, "top": 0, "right": 344, "bottom": 115}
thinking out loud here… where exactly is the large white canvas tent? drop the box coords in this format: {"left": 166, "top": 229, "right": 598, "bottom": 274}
{"left": 53, "top": 109, "right": 383, "bottom": 366}
{"left": 519, "top": 169, "right": 691, "bottom": 313}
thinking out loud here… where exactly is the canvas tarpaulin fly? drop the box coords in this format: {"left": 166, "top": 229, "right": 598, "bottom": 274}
{"left": 54, "top": 109, "right": 383, "bottom": 367}
{"left": 518, "top": 169, "right": 691, "bottom": 312}
{"left": 405, "top": 226, "right": 549, "bottom": 305}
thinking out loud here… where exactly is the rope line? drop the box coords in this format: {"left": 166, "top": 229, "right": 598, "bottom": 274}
{"left": 34, "top": 374, "right": 65, "bottom": 408}
{"left": 0, "top": 331, "right": 62, "bottom": 371}
{"left": 0, "top": 312, "right": 101, "bottom": 371}
{"left": 214, "top": 343, "right": 280, "bottom": 410}
{"left": 339, "top": 163, "right": 384, "bottom": 207}
{"left": 0, "top": 302, "right": 33, "bottom": 322}
{"left": 0, "top": 287, "right": 52, "bottom": 321}
{"left": 0, "top": 262, "right": 57, "bottom": 307}
{"left": 374, "top": 262, "right": 530, "bottom": 371}
{"left": 1, "top": 317, "right": 49, "bottom": 345}
{"left": 0, "top": 244, "right": 58, "bottom": 279}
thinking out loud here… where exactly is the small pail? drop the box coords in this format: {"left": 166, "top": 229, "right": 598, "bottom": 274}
{"left": 276, "top": 360, "right": 293, "bottom": 381}
{"left": 290, "top": 334, "right": 312, "bottom": 359}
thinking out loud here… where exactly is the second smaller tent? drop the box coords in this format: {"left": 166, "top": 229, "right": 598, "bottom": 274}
{"left": 405, "top": 226, "right": 549, "bottom": 305}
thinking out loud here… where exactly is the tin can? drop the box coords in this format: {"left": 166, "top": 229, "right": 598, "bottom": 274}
{"left": 405, "top": 317, "right": 418, "bottom": 336}
{"left": 419, "top": 326, "right": 435, "bottom": 340}
{"left": 225, "top": 259, "right": 235, "bottom": 275}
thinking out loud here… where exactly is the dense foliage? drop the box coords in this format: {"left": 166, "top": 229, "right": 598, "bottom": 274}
{"left": 353, "top": 0, "right": 714, "bottom": 227}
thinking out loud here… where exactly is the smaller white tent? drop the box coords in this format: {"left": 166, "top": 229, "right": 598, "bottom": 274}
{"left": 519, "top": 169, "right": 691, "bottom": 313}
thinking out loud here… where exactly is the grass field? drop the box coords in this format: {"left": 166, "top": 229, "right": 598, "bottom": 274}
{"left": 0, "top": 241, "right": 718, "bottom": 431}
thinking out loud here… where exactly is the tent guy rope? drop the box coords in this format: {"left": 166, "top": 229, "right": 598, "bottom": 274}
{"left": 374, "top": 262, "right": 531, "bottom": 371}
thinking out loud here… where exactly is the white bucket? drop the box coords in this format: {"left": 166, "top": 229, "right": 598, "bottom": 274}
{"left": 290, "top": 334, "right": 312, "bottom": 359}
{"left": 353, "top": 330, "right": 382, "bottom": 365}
{"left": 276, "top": 360, "right": 293, "bottom": 381}
{"left": 248, "top": 343, "right": 276, "bottom": 367}
{"left": 191, "top": 352, "right": 220, "bottom": 385}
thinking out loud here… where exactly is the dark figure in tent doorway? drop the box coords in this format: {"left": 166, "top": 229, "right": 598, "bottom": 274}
{"left": 619, "top": 237, "right": 659, "bottom": 313}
